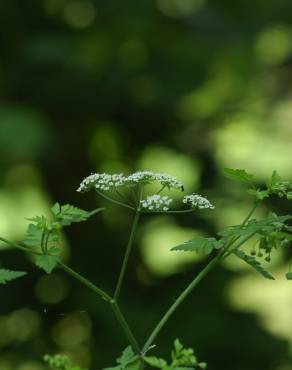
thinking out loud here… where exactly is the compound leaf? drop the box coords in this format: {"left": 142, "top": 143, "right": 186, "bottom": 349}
{"left": 171, "top": 237, "right": 222, "bottom": 255}
{"left": 233, "top": 250, "right": 275, "bottom": 280}
{"left": 52, "top": 203, "right": 103, "bottom": 226}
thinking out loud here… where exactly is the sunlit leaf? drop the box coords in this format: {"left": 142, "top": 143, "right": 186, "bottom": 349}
{"left": 171, "top": 237, "right": 223, "bottom": 255}
{"left": 224, "top": 168, "right": 254, "bottom": 182}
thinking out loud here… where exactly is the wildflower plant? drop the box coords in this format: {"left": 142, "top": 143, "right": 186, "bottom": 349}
{"left": 1, "top": 168, "right": 292, "bottom": 369}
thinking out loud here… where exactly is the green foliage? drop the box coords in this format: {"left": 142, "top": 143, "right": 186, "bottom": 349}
{"left": 246, "top": 189, "right": 270, "bottom": 200}
{"left": 144, "top": 339, "right": 207, "bottom": 369}
{"left": 267, "top": 171, "right": 292, "bottom": 200}
{"left": 44, "top": 354, "right": 87, "bottom": 370}
{"left": 24, "top": 203, "right": 102, "bottom": 273}
{"left": 0, "top": 269, "right": 27, "bottom": 284}
{"left": 223, "top": 168, "right": 254, "bottom": 183}
{"left": 233, "top": 250, "right": 275, "bottom": 280}
{"left": 35, "top": 254, "right": 60, "bottom": 274}
{"left": 51, "top": 203, "right": 103, "bottom": 226}
{"left": 103, "top": 346, "right": 143, "bottom": 370}
{"left": 171, "top": 237, "right": 223, "bottom": 255}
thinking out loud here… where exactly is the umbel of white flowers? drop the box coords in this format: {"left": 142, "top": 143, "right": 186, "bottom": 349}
{"left": 140, "top": 195, "right": 173, "bottom": 211}
{"left": 78, "top": 170, "right": 214, "bottom": 211}
{"left": 77, "top": 171, "right": 184, "bottom": 192}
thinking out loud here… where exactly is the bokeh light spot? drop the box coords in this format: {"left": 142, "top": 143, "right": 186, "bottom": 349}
{"left": 138, "top": 146, "right": 201, "bottom": 198}
{"left": 255, "top": 25, "right": 292, "bottom": 65}
{"left": 213, "top": 116, "right": 292, "bottom": 180}
{"left": 157, "top": 0, "right": 204, "bottom": 18}
{"left": 63, "top": 0, "right": 96, "bottom": 28}
{"left": 52, "top": 313, "right": 92, "bottom": 349}
{"left": 141, "top": 217, "right": 202, "bottom": 276}
{"left": 35, "top": 273, "right": 69, "bottom": 304}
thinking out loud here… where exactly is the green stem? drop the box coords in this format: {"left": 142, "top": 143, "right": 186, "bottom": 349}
{"left": 142, "top": 250, "right": 224, "bottom": 354}
{"left": 0, "top": 237, "right": 41, "bottom": 255}
{"left": 110, "top": 299, "right": 141, "bottom": 353}
{"left": 96, "top": 190, "right": 135, "bottom": 210}
{"left": 0, "top": 237, "right": 141, "bottom": 354}
{"left": 223, "top": 201, "right": 259, "bottom": 257}
{"left": 242, "top": 201, "right": 258, "bottom": 226}
{"left": 141, "top": 209, "right": 194, "bottom": 215}
{"left": 58, "top": 261, "right": 112, "bottom": 302}
{"left": 223, "top": 230, "right": 258, "bottom": 258}
{"left": 114, "top": 208, "right": 141, "bottom": 300}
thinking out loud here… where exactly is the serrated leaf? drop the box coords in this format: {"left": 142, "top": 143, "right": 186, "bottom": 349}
{"left": 35, "top": 254, "right": 59, "bottom": 274}
{"left": 268, "top": 170, "right": 282, "bottom": 190}
{"left": 144, "top": 357, "right": 168, "bottom": 368}
{"left": 117, "top": 346, "right": 135, "bottom": 366}
{"left": 103, "top": 346, "right": 142, "bottom": 370}
{"left": 24, "top": 223, "right": 59, "bottom": 249}
{"left": 233, "top": 250, "right": 275, "bottom": 280}
{"left": 224, "top": 168, "right": 254, "bottom": 183}
{"left": 0, "top": 269, "right": 27, "bottom": 284}
{"left": 52, "top": 203, "right": 103, "bottom": 226}
{"left": 247, "top": 189, "right": 269, "bottom": 200}
{"left": 171, "top": 237, "right": 222, "bottom": 255}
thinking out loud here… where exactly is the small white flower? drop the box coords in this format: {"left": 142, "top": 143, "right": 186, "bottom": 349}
{"left": 77, "top": 173, "right": 126, "bottom": 192}
{"left": 126, "top": 170, "right": 184, "bottom": 190}
{"left": 140, "top": 194, "right": 173, "bottom": 211}
{"left": 78, "top": 170, "right": 184, "bottom": 192}
{"left": 182, "top": 194, "right": 214, "bottom": 209}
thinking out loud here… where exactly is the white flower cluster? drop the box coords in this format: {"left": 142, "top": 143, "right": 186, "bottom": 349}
{"left": 77, "top": 173, "right": 126, "bottom": 192}
{"left": 182, "top": 194, "right": 214, "bottom": 209}
{"left": 126, "top": 171, "right": 183, "bottom": 190}
{"left": 78, "top": 170, "right": 184, "bottom": 192}
{"left": 140, "top": 195, "right": 173, "bottom": 211}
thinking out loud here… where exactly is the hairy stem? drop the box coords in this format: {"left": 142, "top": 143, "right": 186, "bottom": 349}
{"left": 110, "top": 299, "right": 141, "bottom": 353}
{"left": 114, "top": 208, "right": 141, "bottom": 300}
{"left": 142, "top": 250, "right": 224, "bottom": 353}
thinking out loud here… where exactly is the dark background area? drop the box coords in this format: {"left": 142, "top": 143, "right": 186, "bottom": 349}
{"left": 1, "top": 1, "right": 292, "bottom": 369}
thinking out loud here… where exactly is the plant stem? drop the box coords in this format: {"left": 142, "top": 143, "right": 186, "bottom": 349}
{"left": 114, "top": 208, "right": 141, "bottom": 300}
{"left": 142, "top": 250, "right": 223, "bottom": 353}
{"left": 242, "top": 201, "right": 258, "bottom": 226}
{"left": 58, "top": 261, "right": 112, "bottom": 302}
{"left": 96, "top": 190, "right": 135, "bottom": 210}
{"left": 223, "top": 230, "right": 258, "bottom": 258}
{"left": 110, "top": 299, "right": 141, "bottom": 353}
{"left": 141, "top": 209, "right": 194, "bottom": 215}
{"left": 0, "top": 237, "right": 41, "bottom": 255}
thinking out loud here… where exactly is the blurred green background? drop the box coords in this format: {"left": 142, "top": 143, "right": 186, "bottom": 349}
{"left": 1, "top": 0, "right": 292, "bottom": 369}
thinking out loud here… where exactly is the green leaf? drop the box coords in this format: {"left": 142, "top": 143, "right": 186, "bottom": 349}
{"left": 171, "top": 237, "right": 222, "bottom": 255}
{"left": 44, "top": 354, "right": 87, "bottom": 370}
{"left": 103, "top": 346, "right": 142, "bottom": 370}
{"left": 24, "top": 223, "right": 59, "bottom": 249}
{"left": 233, "top": 250, "right": 275, "bottom": 280}
{"left": 247, "top": 189, "right": 269, "bottom": 200}
{"left": 268, "top": 170, "right": 282, "bottom": 190}
{"left": 35, "top": 254, "right": 59, "bottom": 274}
{"left": 224, "top": 168, "right": 254, "bottom": 183}
{"left": 144, "top": 357, "right": 168, "bottom": 368}
{"left": 52, "top": 203, "right": 103, "bottom": 226}
{"left": 0, "top": 269, "right": 27, "bottom": 284}
{"left": 286, "top": 272, "right": 292, "bottom": 280}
